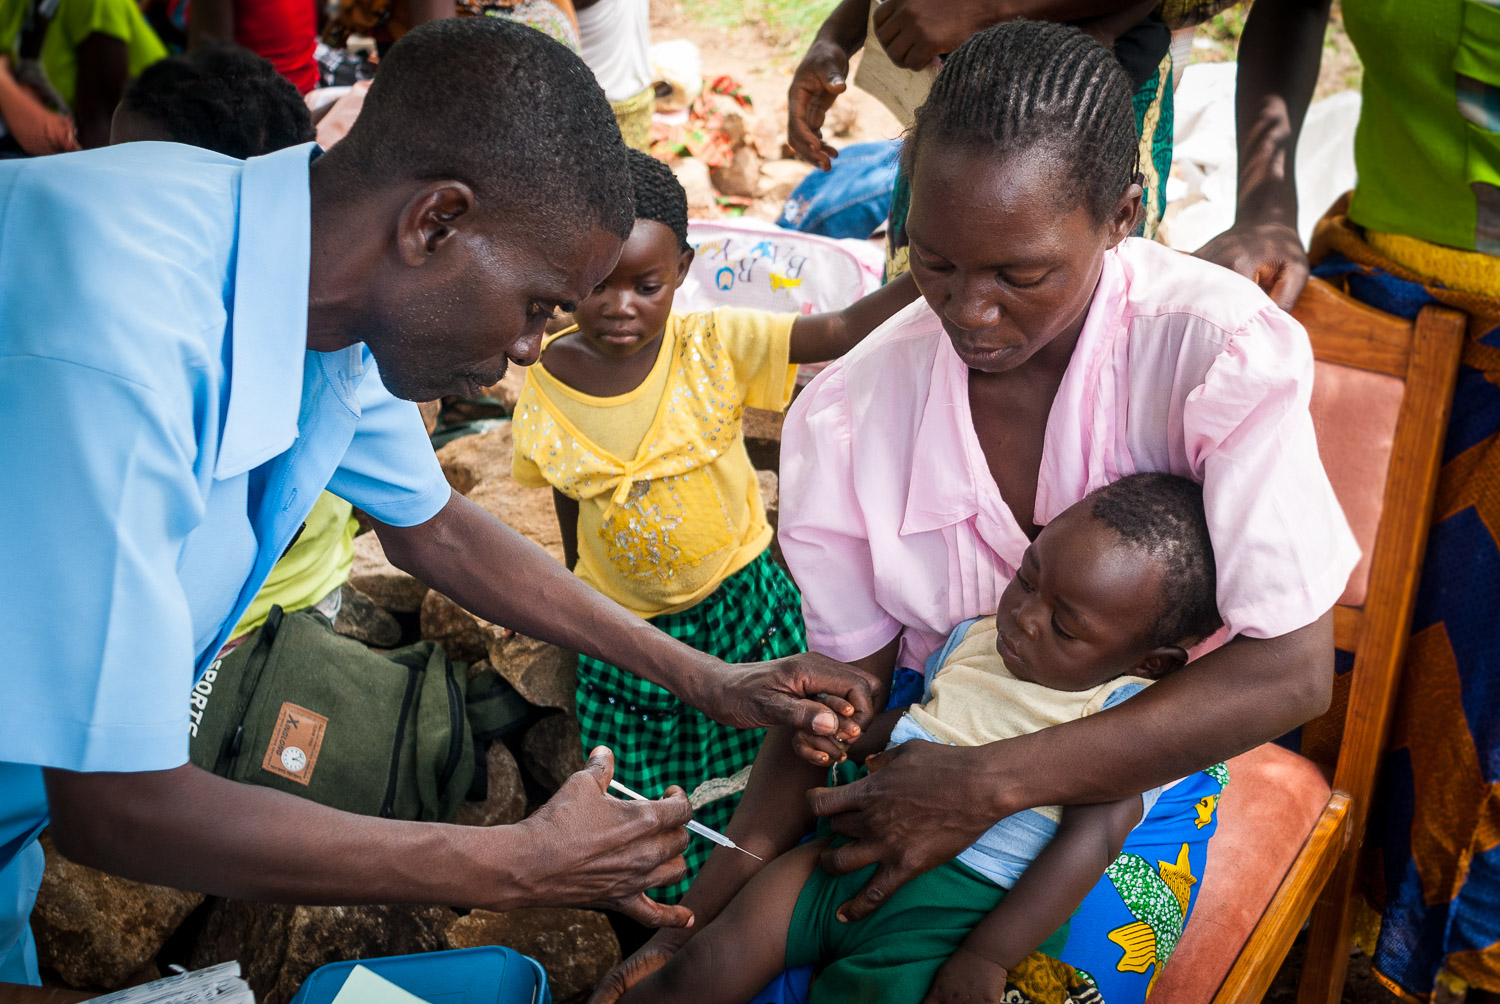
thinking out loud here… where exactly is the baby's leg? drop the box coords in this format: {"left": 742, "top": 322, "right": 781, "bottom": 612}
{"left": 621, "top": 840, "right": 827, "bottom": 1004}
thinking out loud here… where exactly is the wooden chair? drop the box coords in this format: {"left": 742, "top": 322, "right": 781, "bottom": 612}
{"left": 1150, "top": 277, "right": 1466, "bottom": 1003}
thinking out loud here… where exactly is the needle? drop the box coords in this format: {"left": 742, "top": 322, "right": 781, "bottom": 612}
{"left": 608, "top": 779, "right": 763, "bottom": 861}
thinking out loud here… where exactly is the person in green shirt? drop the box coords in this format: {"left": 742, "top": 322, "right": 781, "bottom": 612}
{"left": 1, "top": 0, "right": 166, "bottom": 148}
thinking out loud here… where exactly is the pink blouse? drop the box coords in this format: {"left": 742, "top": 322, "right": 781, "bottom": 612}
{"left": 779, "top": 238, "right": 1360, "bottom": 671}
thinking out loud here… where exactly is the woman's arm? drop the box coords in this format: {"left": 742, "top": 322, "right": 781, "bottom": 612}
{"left": 72, "top": 31, "right": 129, "bottom": 149}
{"left": 1193, "top": 0, "right": 1333, "bottom": 309}
{"left": 787, "top": 0, "right": 869, "bottom": 170}
{"left": 923, "top": 796, "right": 1142, "bottom": 1002}
{"left": 0, "top": 59, "right": 78, "bottom": 154}
{"left": 811, "top": 611, "right": 1333, "bottom": 920}
{"left": 788, "top": 272, "right": 920, "bottom": 364}
{"left": 872, "top": 0, "right": 1168, "bottom": 70}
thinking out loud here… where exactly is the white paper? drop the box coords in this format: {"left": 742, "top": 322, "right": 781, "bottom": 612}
{"left": 852, "top": 2, "right": 939, "bottom": 129}
{"left": 90, "top": 962, "right": 253, "bottom": 1003}
{"left": 329, "top": 965, "right": 429, "bottom": 1004}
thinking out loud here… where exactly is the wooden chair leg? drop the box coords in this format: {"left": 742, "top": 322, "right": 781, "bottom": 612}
{"left": 1296, "top": 850, "right": 1364, "bottom": 1004}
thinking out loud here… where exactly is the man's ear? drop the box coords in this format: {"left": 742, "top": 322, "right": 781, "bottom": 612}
{"left": 1106, "top": 180, "right": 1144, "bottom": 250}
{"left": 396, "top": 181, "right": 476, "bottom": 266}
{"left": 674, "top": 246, "right": 696, "bottom": 288}
{"left": 1134, "top": 645, "right": 1188, "bottom": 681}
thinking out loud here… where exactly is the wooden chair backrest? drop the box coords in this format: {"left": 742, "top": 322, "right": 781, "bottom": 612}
{"left": 1290, "top": 277, "right": 1465, "bottom": 797}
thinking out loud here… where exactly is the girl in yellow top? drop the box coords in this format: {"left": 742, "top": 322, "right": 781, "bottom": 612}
{"left": 512, "top": 148, "right": 917, "bottom": 901}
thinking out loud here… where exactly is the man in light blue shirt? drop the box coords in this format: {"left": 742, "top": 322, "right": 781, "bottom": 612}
{"left": 0, "top": 19, "right": 873, "bottom": 985}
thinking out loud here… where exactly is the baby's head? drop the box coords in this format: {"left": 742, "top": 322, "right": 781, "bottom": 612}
{"left": 111, "top": 43, "right": 315, "bottom": 158}
{"left": 996, "top": 473, "right": 1221, "bottom": 691}
{"left": 571, "top": 147, "right": 695, "bottom": 359}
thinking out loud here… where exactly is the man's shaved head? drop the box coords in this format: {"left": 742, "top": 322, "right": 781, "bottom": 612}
{"left": 307, "top": 17, "right": 632, "bottom": 403}
{"left": 327, "top": 16, "right": 632, "bottom": 239}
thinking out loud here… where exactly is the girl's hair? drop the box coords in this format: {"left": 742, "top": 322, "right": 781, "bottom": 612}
{"left": 906, "top": 20, "right": 1139, "bottom": 224}
{"left": 626, "top": 147, "right": 691, "bottom": 252}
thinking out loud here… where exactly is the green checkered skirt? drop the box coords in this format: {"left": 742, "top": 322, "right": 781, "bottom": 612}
{"left": 576, "top": 549, "right": 806, "bottom": 902}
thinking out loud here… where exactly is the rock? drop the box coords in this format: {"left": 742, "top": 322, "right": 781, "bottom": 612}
{"left": 31, "top": 835, "right": 204, "bottom": 990}
{"left": 742, "top": 406, "right": 783, "bottom": 471}
{"left": 435, "top": 423, "right": 516, "bottom": 497}
{"left": 483, "top": 366, "right": 528, "bottom": 412}
{"left": 332, "top": 583, "right": 402, "bottom": 648}
{"left": 418, "top": 399, "right": 441, "bottom": 436}
{"left": 420, "top": 590, "right": 491, "bottom": 664}
{"left": 757, "top": 470, "right": 780, "bottom": 531}
{"left": 488, "top": 633, "right": 576, "bottom": 712}
{"left": 824, "top": 99, "right": 859, "bottom": 138}
{"left": 467, "top": 476, "right": 564, "bottom": 564}
{"left": 713, "top": 100, "right": 748, "bottom": 148}
{"left": 672, "top": 158, "right": 719, "bottom": 217}
{"left": 453, "top": 742, "right": 527, "bottom": 827}
{"left": 710, "top": 145, "right": 762, "bottom": 199}
{"left": 520, "top": 713, "right": 585, "bottom": 793}
{"left": 748, "top": 111, "right": 788, "bottom": 160}
{"left": 757, "top": 160, "right": 814, "bottom": 204}
{"left": 446, "top": 908, "right": 620, "bottom": 1004}
{"left": 191, "top": 901, "right": 455, "bottom": 1004}
{"left": 349, "top": 531, "right": 428, "bottom": 614}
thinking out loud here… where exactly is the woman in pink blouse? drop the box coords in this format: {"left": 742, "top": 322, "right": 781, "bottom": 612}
{"left": 590, "top": 23, "right": 1358, "bottom": 1003}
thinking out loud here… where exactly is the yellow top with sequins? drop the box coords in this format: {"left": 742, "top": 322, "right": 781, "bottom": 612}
{"left": 512, "top": 308, "right": 798, "bottom": 617}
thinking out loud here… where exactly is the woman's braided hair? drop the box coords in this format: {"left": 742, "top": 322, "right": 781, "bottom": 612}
{"left": 626, "top": 147, "right": 691, "bottom": 252}
{"left": 906, "top": 20, "right": 1140, "bottom": 224}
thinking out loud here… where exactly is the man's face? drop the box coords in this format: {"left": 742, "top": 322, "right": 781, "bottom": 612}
{"left": 359, "top": 220, "right": 622, "bottom": 402}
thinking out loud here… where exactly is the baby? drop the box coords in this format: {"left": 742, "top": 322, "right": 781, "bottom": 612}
{"left": 613, "top": 472, "right": 1224, "bottom": 1003}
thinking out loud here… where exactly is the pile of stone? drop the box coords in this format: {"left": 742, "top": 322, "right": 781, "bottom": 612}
{"left": 29, "top": 413, "right": 787, "bottom": 1004}
{"left": 668, "top": 92, "right": 858, "bottom": 223}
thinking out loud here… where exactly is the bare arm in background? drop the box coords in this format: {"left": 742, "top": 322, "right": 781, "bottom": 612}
{"left": 1194, "top": 0, "right": 1333, "bottom": 308}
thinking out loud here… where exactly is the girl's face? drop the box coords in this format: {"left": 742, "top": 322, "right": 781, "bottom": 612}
{"left": 573, "top": 219, "right": 694, "bottom": 360}
{"left": 904, "top": 141, "right": 1140, "bottom": 374}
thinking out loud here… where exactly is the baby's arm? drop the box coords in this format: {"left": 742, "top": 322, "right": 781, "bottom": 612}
{"left": 923, "top": 796, "right": 1143, "bottom": 1003}
{"left": 787, "top": 271, "right": 920, "bottom": 364}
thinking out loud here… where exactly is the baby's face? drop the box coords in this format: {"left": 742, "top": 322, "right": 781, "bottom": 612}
{"left": 572, "top": 219, "right": 692, "bottom": 360}
{"left": 995, "top": 507, "right": 1173, "bottom": 691}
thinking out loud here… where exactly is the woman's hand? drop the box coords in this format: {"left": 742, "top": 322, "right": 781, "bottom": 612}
{"left": 922, "top": 947, "right": 1009, "bottom": 1003}
{"left": 808, "top": 739, "right": 1005, "bottom": 922}
{"left": 788, "top": 38, "right": 851, "bottom": 171}
{"left": 1195, "top": 218, "right": 1309, "bottom": 311}
{"left": 872, "top": 0, "right": 989, "bottom": 70}
{"left": 692, "top": 652, "right": 876, "bottom": 739}
{"left": 585, "top": 928, "right": 694, "bottom": 1004}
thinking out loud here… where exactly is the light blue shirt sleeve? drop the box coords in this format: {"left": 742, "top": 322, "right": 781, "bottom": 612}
{"left": 0, "top": 358, "right": 199, "bottom": 773}
{"left": 326, "top": 352, "right": 451, "bottom": 527}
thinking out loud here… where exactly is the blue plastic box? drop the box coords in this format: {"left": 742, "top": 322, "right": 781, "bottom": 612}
{"left": 289, "top": 946, "right": 551, "bottom": 1004}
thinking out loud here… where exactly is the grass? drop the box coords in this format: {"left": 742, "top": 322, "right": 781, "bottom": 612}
{"left": 680, "top": 0, "right": 841, "bottom": 50}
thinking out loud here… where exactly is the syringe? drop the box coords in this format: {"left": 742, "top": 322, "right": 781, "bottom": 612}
{"left": 608, "top": 779, "right": 763, "bottom": 861}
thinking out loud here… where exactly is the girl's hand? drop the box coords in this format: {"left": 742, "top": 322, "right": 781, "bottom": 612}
{"left": 584, "top": 928, "right": 693, "bottom": 1004}
{"left": 922, "top": 947, "right": 1009, "bottom": 1003}
{"left": 788, "top": 38, "right": 851, "bottom": 171}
